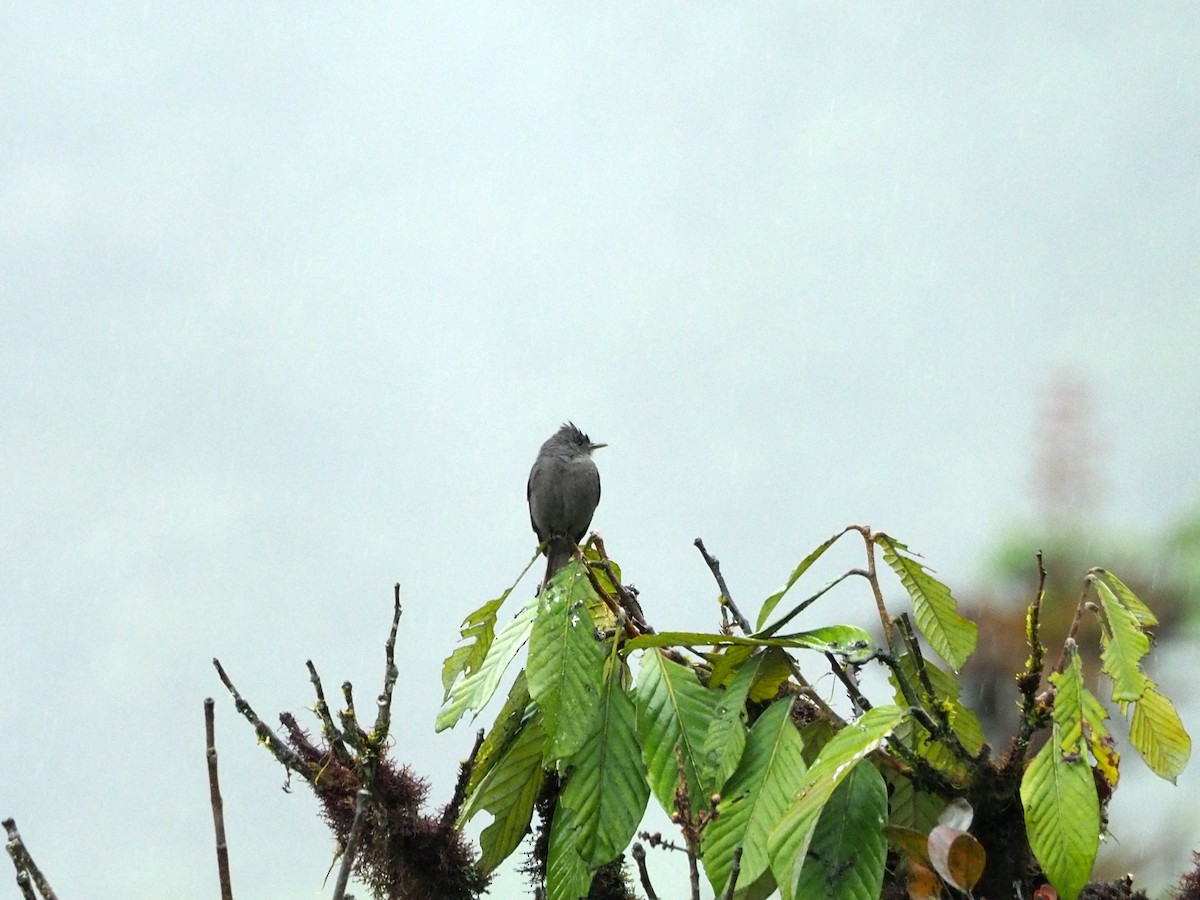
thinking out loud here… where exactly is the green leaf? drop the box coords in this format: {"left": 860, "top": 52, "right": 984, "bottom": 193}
{"left": 437, "top": 594, "right": 539, "bottom": 732}
{"left": 756, "top": 529, "right": 850, "bottom": 631}
{"left": 462, "top": 710, "right": 547, "bottom": 873}
{"left": 702, "top": 698, "right": 807, "bottom": 899}
{"left": 700, "top": 650, "right": 760, "bottom": 794}
{"left": 885, "top": 768, "right": 943, "bottom": 832}
{"left": 1052, "top": 649, "right": 1087, "bottom": 754}
{"left": 546, "top": 799, "right": 593, "bottom": 900}
{"left": 1080, "top": 684, "right": 1119, "bottom": 790}
{"left": 876, "top": 535, "right": 977, "bottom": 671}
{"left": 710, "top": 644, "right": 797, "bottom": 724}
{"left": 1020, "top": 723, "right": 1099, "bottom": 900}
{"left": 527, "top": 566, "right": 607, "bottom": 762}
{"left": 1129, "top": 682, "right": 1191, "bottom": 783}
{"left": 1094, "top": 579, "right": 1150, "bottom": 702}
{"left": 710, "top": 644, "right": 756, "bottom": 689}
{"left": 559, "top": 657, "right": 651, "bottom": 867}
{"left": 634, "top": 650, "right": 716, "bottom": 814}
{"left": 768, "top": 705, "right": 908, "bottom": 900}
{"left": 441, "top": 593, "right": 508, "bottom": 698}
{"left": 464, "top": 671, "right": 532, "bottom": 800}
{"left": 795, "top": 761, "right": 888, "bottom": 900}
{"left": 1094, "top": 569, "right": 1158, "bottom": 627}
{"left": 748, "top": 646, "right": 794, "bottom": 703}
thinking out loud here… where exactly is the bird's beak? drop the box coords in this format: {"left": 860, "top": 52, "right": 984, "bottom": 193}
{"left": 589, "top": 442, "right": 607, "bottom": 451}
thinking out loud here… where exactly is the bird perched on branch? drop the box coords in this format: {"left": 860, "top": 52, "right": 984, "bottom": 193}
{"left": 527, "top": 422, "right": 605, "bottom": 583}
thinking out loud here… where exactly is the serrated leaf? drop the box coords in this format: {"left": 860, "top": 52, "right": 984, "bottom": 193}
{"left": 441, "top": 594, "right": 509, "bottom": 697}
{"left": 437, "top": 594, "right": 539, "bottom": 731}
{"left": 1129, "top": 681, "right": 1191, "bottom": 783}
{"left": 634, "top": 650, "right": 716, "bottom": 814}
{"left": 700, "top": 669, "right": 752, "bottom": 796}
{"left": 1020, "top": 723, "right": 1099, "bottom": 900}
{"left": 885, "top": 768, "right": 943, "bottom": 832}
{"left": 1051, "top": 650, "right": 1087, "bottom": 754}
{"left": 876, "top": 535, "right": 977, "bottom": 671}
{"left": 559, "top": 656, "right": 650, "bottom": 867}
{"left": 546, "top": 799, "right": 592, "bottom": 900}
{"left": 464, "top": 671, "right": 532, "bottom": 800}
{"left": 768, "top": 705, "right": 907, "bottom": 900}
{"left": 756, "top": 529, "right": 850, "bottom": 631}
{"left": 579, "top": 545, "right": 620, "bottom": 631}
{"left": 1094, "top": 580, "right": 1150, "bottom": 702}
{"left": 710, "top": 644, "right": 755, "bottom": 689}
{"left": 749, "top": 646, "right": 794, "bottom": 703}
{"left": 702, "top": 698, "right": 807, "bottom": 898}
{"left": 463, "top": 711, "right": 547, "bottom": 873}
{"left": 794, "top": 761, "right": 888, "bottom": 900}
{"left": 1080, "top": 685, "right": 1119, "bottom": 791}
{"left": 528, "top": 565, "right": 607, "bottom": 761}
{"left": 1095, "top": 569, "right": 1158, "bottom": 627}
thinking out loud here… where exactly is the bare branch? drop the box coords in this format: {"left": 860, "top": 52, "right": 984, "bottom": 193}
{"left": 331, "top": 788, "right": 371, "bottom": 900}
{"left": 205, "top": 699, "right": 235, "bottom": 900}
{"left": 630, "top": 843, "right": 658, "bottom": 900}
{"left": 212, "top": 658, "right": 307, "bottom": 773}
{"left": 306, "top": 659, "right": 351, "bottom": 766}
{"left": 587, "top": 534, "right": 650, "bottom": 634}
{"left": 3, "top": 818, "right": 58, "bottom": 900}
{"left": 694, "top": 538, "right": 752, "bottom": 634}
{"left": 441, "top": 728, "right": 486, "bottom": 831}
{"left": 852, "top": 525, "right": 895, "bottom": 648}
{"left": 1053, "top": 572, "right": 1095, "bottom": 675}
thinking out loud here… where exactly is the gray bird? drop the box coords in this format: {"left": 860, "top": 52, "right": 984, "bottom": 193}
{"left": 527, "top": 422, "right": 605, "bottom": 582}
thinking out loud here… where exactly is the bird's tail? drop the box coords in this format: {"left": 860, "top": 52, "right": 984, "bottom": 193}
{"left": 543, "top": 537, "right": 577, "bottom": 586}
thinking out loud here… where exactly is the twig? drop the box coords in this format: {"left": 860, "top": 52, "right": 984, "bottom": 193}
{"left": 673, "top": 746, "right": 702, "bottom": 900}
{"left": 205, "top": 699, "right": 235, "bottom": 900}
{"left": 332, "top": 589, "right": 403, "bottom": 900}
{"left": 630, "top": 843, "right": 659, "bottom": 900}
{"left": 212, "top": 658, "right": 306, "bottom": 773}
{"left": 587, "top": 535, "right": 650, "bottom": 634}
{"left": 721, "top": 846, "right": 744, "bottom": 900}
{"left": 331, "top": 788, "right": 371, "bottom": 900}
{"left": 824, "top": 651, "right": 874, "bottom": 713}
{"left": 853, "top": 526, "right": 895, "bottom": 648}
{"left": 1053, "top": 573, "right": 1095, "bottom": 675}
{"left": 3, "top": 818, "right": 57, "bottom": 900}
{"left": 894, "top": 614, "right": 977, "bottom": 764}
{"left": 14, "top": 872, "right": 35, "bottom": 900}
{"left": 824, "top": 653, "right": 957, "bottom": 793}
{"left": 372, "top": 585, "right": 404, "bottom": 741}
{"left": 781, "top": 657, "right": 845, "bottom": 729}
{"left": 339, "top": 682, "right": 370, "bottom": 750}
{"left": 637, "top": 831, "right": 687, "bottom": 853}
{"left": 582, "top": 559, "right": 642, "bottom": 641}
{"left": 306, "top": 659, "right": 351, "bottom": 765}
{"left": 694, "top": 538, "right": 752, "bottom": 634}
{"left": 1009, "top": 552, "right": 1051, "bottom": 772}
{"left": 441, "top": 728, "right": 486, "bottom": 831}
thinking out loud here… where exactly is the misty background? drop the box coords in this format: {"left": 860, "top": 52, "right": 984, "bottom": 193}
{"left": 2, "top": 5, "right": 1198, "bottom": 898}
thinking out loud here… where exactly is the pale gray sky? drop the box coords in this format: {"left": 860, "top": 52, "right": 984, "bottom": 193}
{"left": 2, "top": 6, "right": 1198, "bottom": 899}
